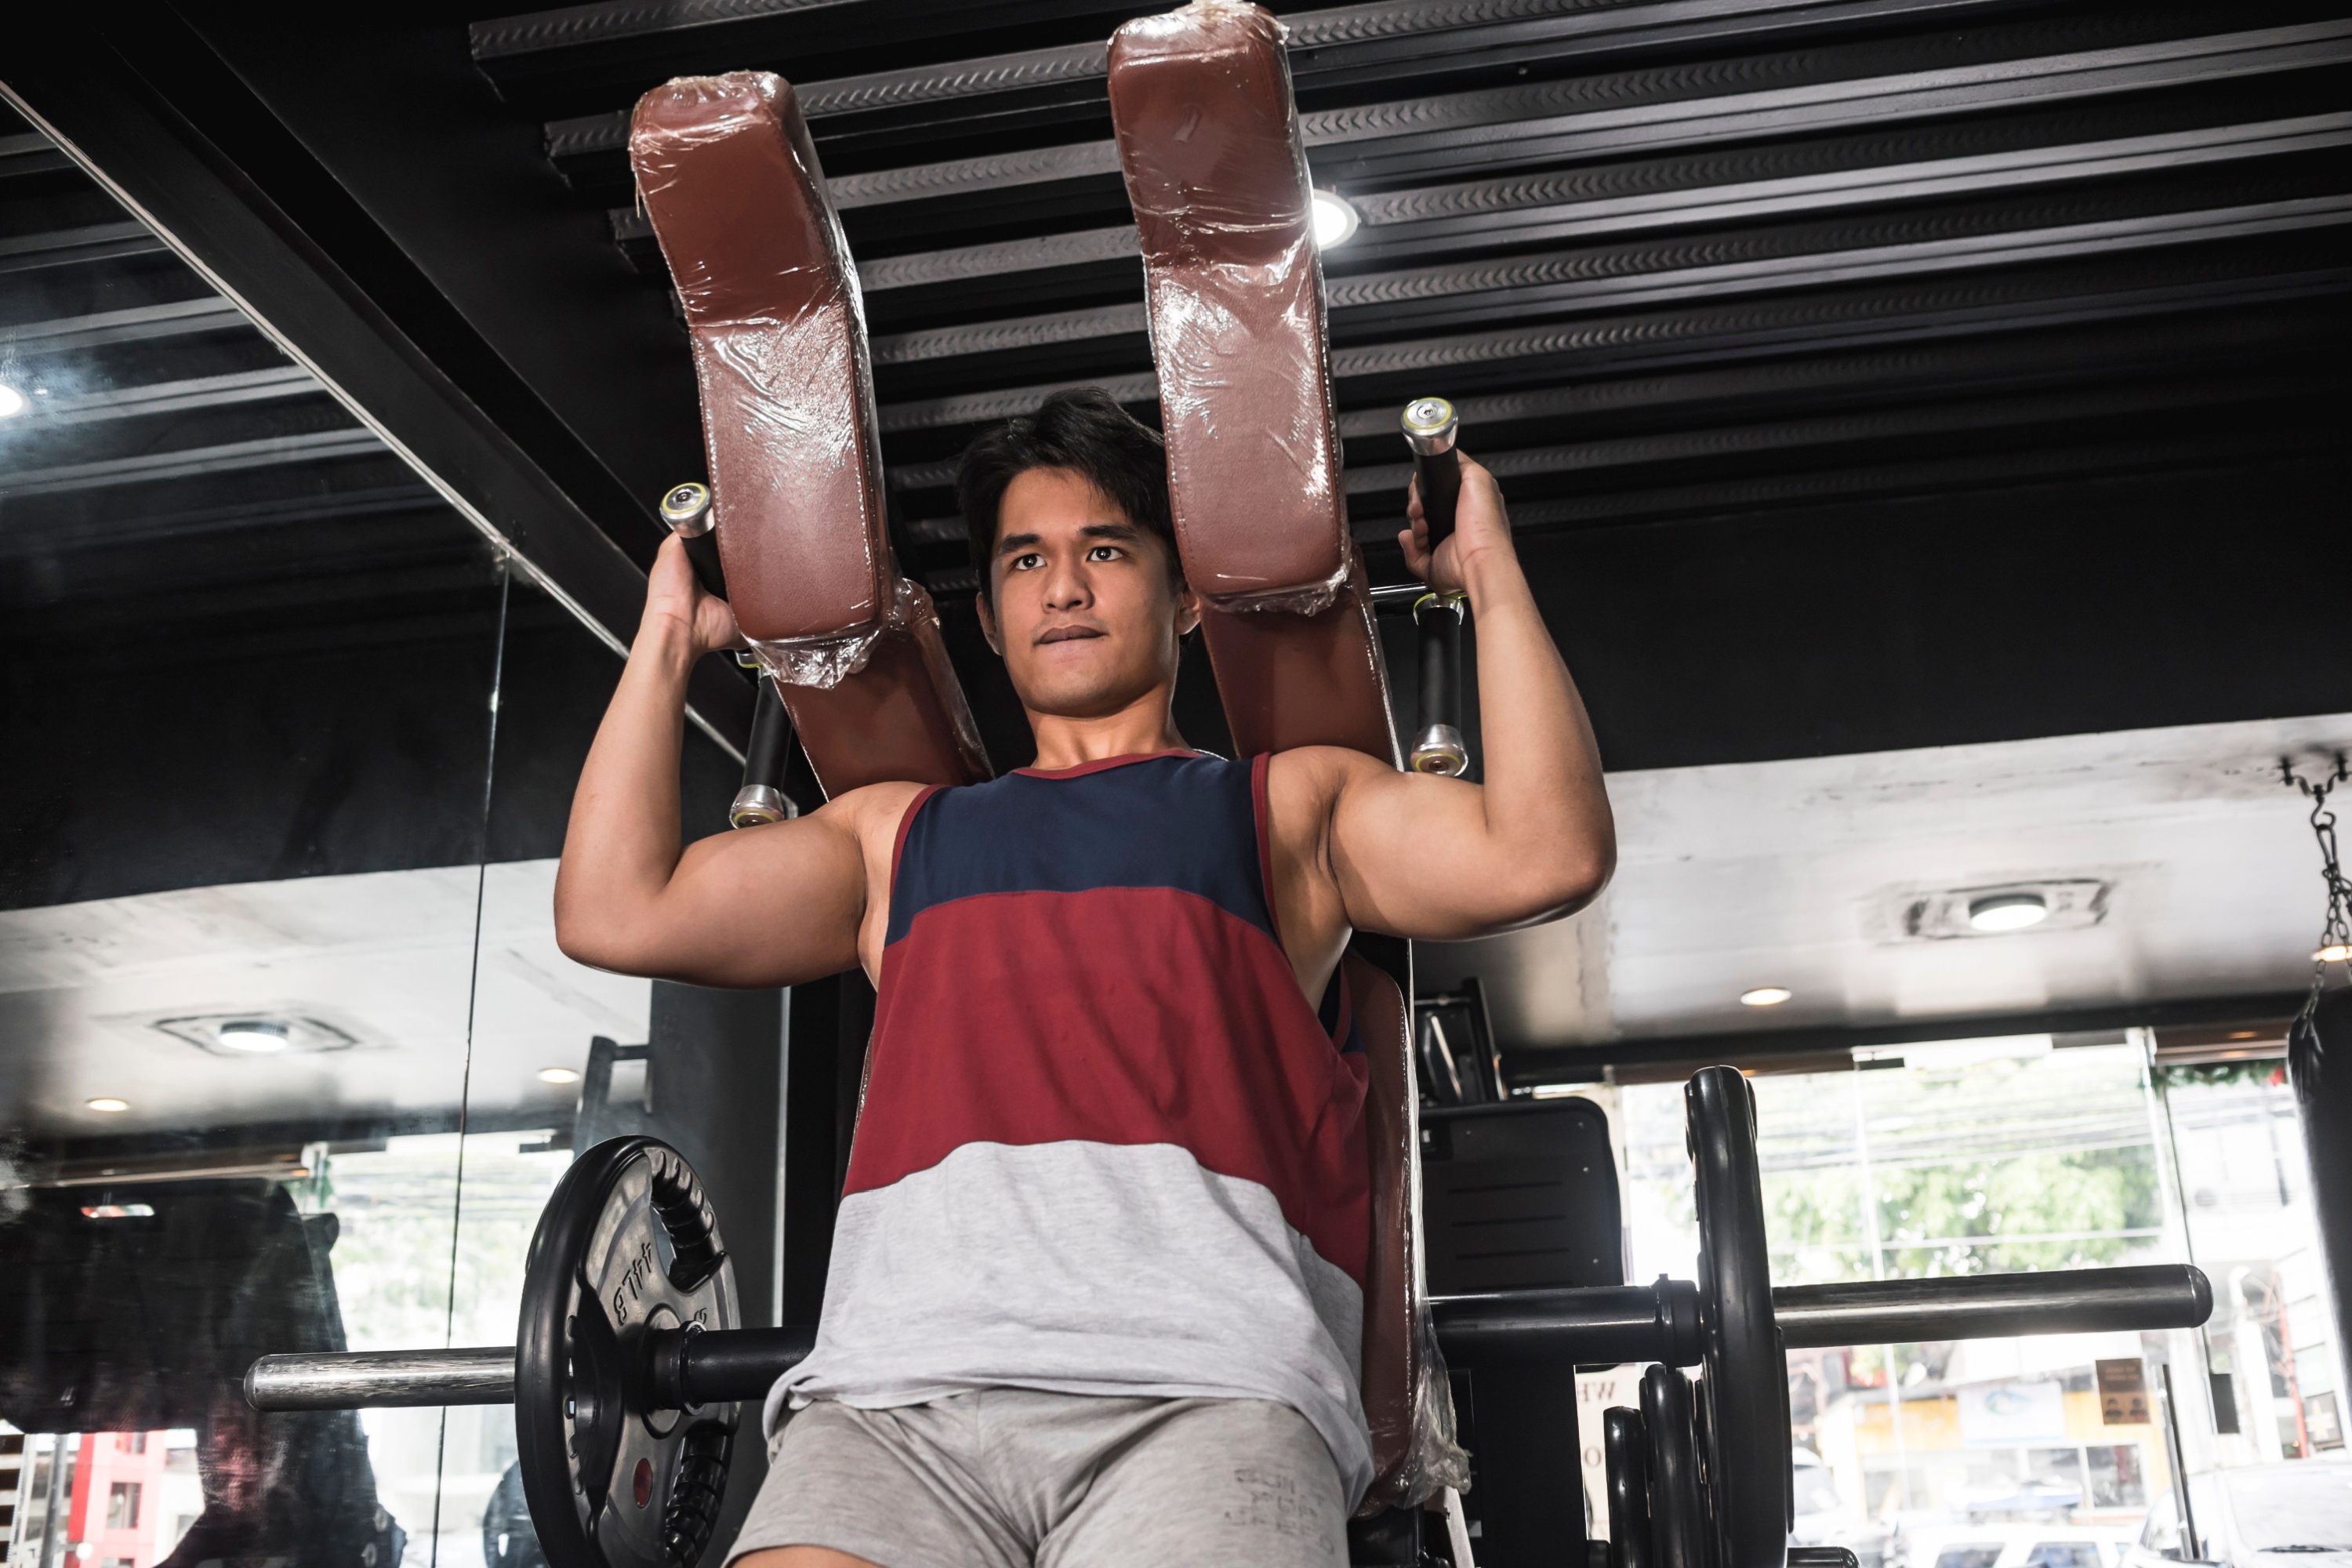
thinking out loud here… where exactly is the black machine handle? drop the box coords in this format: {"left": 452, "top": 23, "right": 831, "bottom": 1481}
{"left": 1401, "top": 396, "right": 1461, "bottom": 553}
{"left": 1402, "top": 398, "right": 1470, "bottom": 777}
{"left": 657, "top": 481, "right": 798, "bottom": 827}
{"left": 730, "top": 673, "right": 793, "bottom": 829}
{"left": 1411, "top": 592, "right": 1468, "bottom": 776}
{"left": 659, "top": 481, "right": 730, "bottom": 601}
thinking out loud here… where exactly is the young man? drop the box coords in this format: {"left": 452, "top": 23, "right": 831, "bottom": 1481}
{"left": 556, "top": 389, "right": 1614, "bottom": 1568}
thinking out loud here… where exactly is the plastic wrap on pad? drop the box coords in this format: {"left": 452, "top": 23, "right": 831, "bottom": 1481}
{"left": 1346, "top": 952, "right": 1471, "bottom": 1512}
{"left": 1109, "top": 2, "right": 1349, "bottom": 614}
{"left": 630, "top": 72, "right": 892, "bottom": 646}
{"left": 771, "top": 578, "right": 991, "bottom": 798}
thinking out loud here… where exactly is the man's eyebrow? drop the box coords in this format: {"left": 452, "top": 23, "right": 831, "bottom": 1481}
{"left": 1080, "top": 521, "right": 1143, "bottom": 539}
{"left": 995, "top": 531, "right": 1044, "bottom": 556}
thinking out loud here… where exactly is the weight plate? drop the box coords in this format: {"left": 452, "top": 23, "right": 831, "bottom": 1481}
{"left": 1642, "top": 1365, "right": 1708, "bottom": 1568}
{"left": 1604, "top": 1405, "right": 1653, "bottom": 1568}
{"left": 517, "top": 1138, "right": 741, "bottom": 1568}
{"left": 1686, "top": 1068, "right": 1791, "bottom": 1568}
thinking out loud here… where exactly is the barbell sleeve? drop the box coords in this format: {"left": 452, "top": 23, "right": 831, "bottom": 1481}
{"left": 245, "top": 1346, "right": 516, "bottom": 1411}
{"left": 1431, "top": 1279, "right": 1703, "bottom": 1366}
{"left": 1773, "top": 1262, "right": 2211, "bottom": 1348}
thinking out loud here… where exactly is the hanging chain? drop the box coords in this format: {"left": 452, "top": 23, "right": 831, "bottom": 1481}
{"left": 2284, "top": 751, "right": 2352, "bottom": 1036}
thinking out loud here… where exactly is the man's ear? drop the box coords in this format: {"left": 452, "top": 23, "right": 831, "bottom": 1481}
{"left": 974, "top": 579, "right": 1004, "bottom": 656}
{"left": 1173, "top": 582, "right": 1202, "bottom": 641}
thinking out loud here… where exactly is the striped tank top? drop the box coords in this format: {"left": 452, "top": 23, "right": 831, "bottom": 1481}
{"left": 771, "top": 750, "right": 1374, "bottom": 1503}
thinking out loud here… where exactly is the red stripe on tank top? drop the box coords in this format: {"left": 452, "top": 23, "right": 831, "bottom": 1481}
{"left": 852, "top": 886, "right": 1371, "bottom": 1283}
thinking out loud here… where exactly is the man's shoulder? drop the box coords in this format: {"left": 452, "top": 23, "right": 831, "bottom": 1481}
{"left": 1262, "top": 744, "right": 1388, "bottom": 823}
{"left": 812, "top": 779, "right": 935, "bottom": 851}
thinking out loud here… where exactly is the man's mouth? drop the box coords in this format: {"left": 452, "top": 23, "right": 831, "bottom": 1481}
{"left": 1036, "top": 625, "right": 1105, "bottom": 645}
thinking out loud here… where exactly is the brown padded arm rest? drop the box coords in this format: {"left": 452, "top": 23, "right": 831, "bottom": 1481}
{"left": 1345, "top": 951, "right": 1427, "bottom": 1514}
{"left": 631, "top": 74, "right": 989, "bottom": 794}
{"left": 1108, "top": 3, "right": 1349, "bottom": 607}
{"left": 1109, "top": 5, "right": 1398, "bottom": 766}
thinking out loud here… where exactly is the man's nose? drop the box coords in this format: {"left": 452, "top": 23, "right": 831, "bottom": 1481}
{"left": 1041, "top": 552, "right": 1092, "bottom": 610}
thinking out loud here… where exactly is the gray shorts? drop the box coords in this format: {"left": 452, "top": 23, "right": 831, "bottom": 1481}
{"left": 728, "top": 1388, "right": 1348, "bottom": 1568}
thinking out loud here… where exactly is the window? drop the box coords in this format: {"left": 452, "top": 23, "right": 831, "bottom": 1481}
{"left": 105, "top": 1481, "right": 140, "bottom": 1530}
{"left": 1934, "top": 1546, "right": 2004, "bottom": 1568}
{"left": 2088, "top": 1446, "right": 2146, "bottom": 1509}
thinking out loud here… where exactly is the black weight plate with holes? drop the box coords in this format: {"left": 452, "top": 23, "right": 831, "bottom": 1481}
{"left": 1642, "top": 1365, "right": 1708, "bottom": 1568}
{"left": 1686, "top": 1068, "right": 1791, "bottom": 1568}
{"left": 517, "top": 1138, "right": 741, "bottom": 1568}
{"left": 1604, "top": 1404, "right": 1652, "bottom": 1568}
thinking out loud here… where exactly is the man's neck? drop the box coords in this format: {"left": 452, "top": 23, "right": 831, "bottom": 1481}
{"left": 1024, "top": 688, "right": 1187, "bottom": 771}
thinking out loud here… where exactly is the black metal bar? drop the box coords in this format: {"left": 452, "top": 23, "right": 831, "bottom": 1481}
{"left": 1773, "top": 1265, "right": 2211, "bottom": 1348}
{"left": 676, "top": 1325, "right": 816, "bottom": 1407}
{"left": 1431, "top": 1280, "right": 1702, "bottom": 1366}
{"left": 731, "top": 677, "right": 795, "bottom": 829}
{"left": 2289, "top": 990, "right": 2352, "bottom": 1397}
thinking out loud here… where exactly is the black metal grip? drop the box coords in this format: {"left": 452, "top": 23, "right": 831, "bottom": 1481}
{"left": 1417, "top": 597, "right": 1459, "bottom": 735}
{"left": 1414, "top": 445, "right": 1461, "bottom": 550}
{"left": 743, "top": 679, "right": 791, "bottom": 788}
{"left": 681, "top": 532, "right": 728, "bottom": 601}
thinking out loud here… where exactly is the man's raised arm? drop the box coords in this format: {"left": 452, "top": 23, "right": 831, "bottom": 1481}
{"left": 1323, "top": 458, "right": 1617, "bottom": 941}
{"left": 554, "top": 534, "right": 878, "bottom": 989}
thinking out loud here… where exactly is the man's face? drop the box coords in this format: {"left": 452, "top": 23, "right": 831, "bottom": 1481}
{"left": 977, "top": 466, "right": 1199, "bottom": 720}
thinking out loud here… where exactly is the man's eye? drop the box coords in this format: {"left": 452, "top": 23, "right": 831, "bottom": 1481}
{"left": 1087, "top": 545, "right": 1120, "bottom": 562}
{"left": 1012, "top": 553, "right": 1043, "bottom": 570}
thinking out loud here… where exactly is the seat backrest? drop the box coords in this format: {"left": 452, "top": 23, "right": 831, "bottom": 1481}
{"left": 630, "top": 73, "right": 989, "bottom": 795}
{"left": 1421, "top": 1098, "right": 1624, "bottom": 1296}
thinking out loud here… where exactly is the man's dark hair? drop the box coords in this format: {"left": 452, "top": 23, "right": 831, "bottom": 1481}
{"left": 956, "top": 387, "right": 1179, "bottom": 594}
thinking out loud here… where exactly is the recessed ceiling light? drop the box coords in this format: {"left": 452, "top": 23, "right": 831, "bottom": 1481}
{"left": 1967, "top": 891, "right": 2050, "bottom": 933}
{"left": 215, "top": 1018, "right": 292, "bottom": 1054}
{"left": 82, "top": 1203, "right": 155, "bottom": 1219}
{"left": 0, "top": 384, "right": 25, "bottom": 418}
{"left": 538, "top": 1066, "right": 582, "bottom": 1085}
{"left": 2318, "top": 942, "right": 2352, "bottom": 964}
{"left": 1740, "top": 986, "right": 1793, "bottom": 1007}
{"left": 1311, "top": 189, "right": 1360, "bottom": 249}
{"left": 87, "top": 1097, "right": 130, "bottom": 1113}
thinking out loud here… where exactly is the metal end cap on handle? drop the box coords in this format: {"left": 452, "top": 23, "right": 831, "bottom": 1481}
{"left": 1412, "top": 590, "right": 1465, "bottom": 624}
{"left": 729, "top": 784, "right": 788, "bottom": 829}
{"left": 1410, "top": 724, "right": 1468, "bottom": 776}
{"left": 1401, "top": 397, "right": 1458, "bottom": 456}
{"left": 659, "top": 481, "right": 714, "bottom": 538}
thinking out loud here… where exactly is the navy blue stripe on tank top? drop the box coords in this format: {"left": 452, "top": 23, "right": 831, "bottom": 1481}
{"left": 885, "top": 751, "right": 1273, "bottom": 947}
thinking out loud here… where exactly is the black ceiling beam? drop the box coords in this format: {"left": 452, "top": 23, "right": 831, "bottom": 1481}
{"left": 1, "top": 7, "right": 751, "bottom": 754}
{"left": 1501, "top": 990, "right": 2312, "bottom": 1081}
{"left": 0, "top": 365, "right": 320, "bottom": 426}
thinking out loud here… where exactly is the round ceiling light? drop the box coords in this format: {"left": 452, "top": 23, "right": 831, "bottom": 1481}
{"left": 1311, "top": 190, "right": 1360, "bottom": 249}
{"left": 87, "top": 1097, "right": 130, "bottom": 1113}
{"left": 538, "top": 1066, "right": 582, "bottom": 1085}
{"left": 1968, "top": 892, "right": 2050, "bottom": 933}
{"left": 216, "top": 1018, "right": 292, "bottom": 1054}
{"left": 1740, "top": 986, "right": 1793, "bottom": 1007}
{"left": 0, "top": 384, "right": 24, "bottom": 418}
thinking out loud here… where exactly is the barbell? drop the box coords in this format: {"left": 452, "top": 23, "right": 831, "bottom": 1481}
{"left": 245, "top": 1067, "right": 2210, "bottom": 1568}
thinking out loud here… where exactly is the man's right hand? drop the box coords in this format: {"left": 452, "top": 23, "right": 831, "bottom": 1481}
{"left": 644, "top": 532, "right": 744, "bottom": 659}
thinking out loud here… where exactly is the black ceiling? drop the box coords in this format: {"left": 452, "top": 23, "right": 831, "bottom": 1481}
{"left": 3, "top": 0, "right": 2349, "bottom": 842}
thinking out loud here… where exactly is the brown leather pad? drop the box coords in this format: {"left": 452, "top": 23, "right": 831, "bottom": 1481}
{"left": 631, "top": 73, "right": 989, "bottom": 793}
{"left": 1198, "top": 549, "right": 1398, "bottom": 764}
{"left": 1109, "top": 6, "right": 1397, "bottom": 766}
{"left": 1109, "top": 3, "right": 1349, "bottom": 607}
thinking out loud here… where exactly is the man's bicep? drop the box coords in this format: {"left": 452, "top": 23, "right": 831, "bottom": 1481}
{"left": 655, "top": 804, "right": 870, "bottom": 986}
{"left": 1323, "top": 755, "right": 1497, "bottom": 941}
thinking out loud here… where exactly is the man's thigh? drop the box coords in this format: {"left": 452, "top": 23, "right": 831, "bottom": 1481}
{"left": 1037, "top": 1397, "right": 1349, "bottom": 1568}
{"left": 728, "top": 1398, "right": 1023, "bottom": 1568}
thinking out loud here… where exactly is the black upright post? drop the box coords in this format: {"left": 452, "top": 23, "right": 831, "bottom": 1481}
{"left": 2288, "top": 989, "right": 2352, "bottom": 1385}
